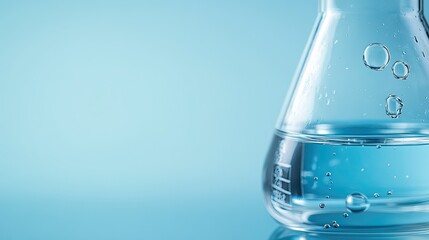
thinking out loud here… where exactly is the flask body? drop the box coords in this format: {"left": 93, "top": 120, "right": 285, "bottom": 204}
{"left": 263, "top": 0, "right": 429, "bottom": 233}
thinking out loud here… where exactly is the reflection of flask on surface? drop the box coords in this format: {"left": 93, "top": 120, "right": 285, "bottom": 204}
{"left": 263, "top": 0, "right": 429, "bottom": 233}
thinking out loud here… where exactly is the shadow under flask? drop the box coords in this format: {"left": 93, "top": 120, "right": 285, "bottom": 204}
{"left": 263, "top": 0, "right": 429, "bottom": 234}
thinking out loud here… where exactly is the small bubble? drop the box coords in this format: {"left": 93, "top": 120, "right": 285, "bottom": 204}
{"left": 346, "top": 193, "right": 370, "bottom": 213}
{"left": 319, "top": 203, "right": 326, "bottom": 208}
{"left": 343, "top": 213, "right": 349, "bottom": 218}
{"left": 386, "top": 94, "right": 404, "bottom": 118}
{"left": 332, "top": 152, "right": 336, "bottom": 156}
{"left": 326, "top": 195, "right": 330, "bottom": 199}
{"left": 387, "top": 191, "right": 393, "bottom": 195}
{"left": 394, "top": 175, "right": 397, "bottom": 179}
{"left": 423, "top": 51, "right": 426, "bottom": 58}
{"left": 415, "top": 36, "right": 419, "bottom": 43}
{"left": 326, "top": 172, "right": 332, "bottom": 176}
{"left": 406, "top": 175, "right": 410, "bottom": 178}
{"left": 374, "top": 193, "right": 380, "bottom": 198}
{"left": 376, "top": 145, "right": 381, "bottom": 149}
{"left": 361, "top": 168, "right": 365, "bottom": 172}
{"left": 392, "top": 61, "right": 410, "bottom": 80}
{"left": 402, "top": 51, "right": 407, "bottom": 55}
{"left": 324, "top": 224, "right": 331, "bottom": 229}
{"left": 363, "top": 43, "right": 390, "bottom": 70}
{"left": 329, "top": 188, "right": 332, "bottom": 191}
{"left": 333, "top": 223, "right": 340, "bottom": 228}
{"left": 314, "top": 177, "right": 319, "bottom": 181}
{"left": 334, "top": 39, "right": 338, "bottom": 44}
{"left": 387, "top": 163, "right": 391, "bottom": 167}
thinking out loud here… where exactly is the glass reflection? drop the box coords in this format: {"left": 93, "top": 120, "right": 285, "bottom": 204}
{"left": 269, "top": 227, "right": 429, "bottom": 240}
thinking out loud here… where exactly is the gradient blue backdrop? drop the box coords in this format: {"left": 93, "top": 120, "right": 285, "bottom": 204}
{"left": 2, "top": 1, "right": 425, "bottom": 240}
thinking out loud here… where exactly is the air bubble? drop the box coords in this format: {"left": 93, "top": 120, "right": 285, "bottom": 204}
{"left": 374, "top": 193, "right": 380, "bottom": 198}
{"left": 361, "top": 168, "right": 365, "bottom": 172}
{"left": 415, "top": 36, "right": 419, "bottom": 43}
{"left": 319, "top": 203, "right": 326, "bottom": 208}
{"left": 376, "top": 145, "right": 381, "bottom": 149}
{"left": 324, "top": 224, "right": 331, "bottom": 229}
{"left": 363, "top": 43, "right": 390, "bottom": 70}
{"left": 386, "top": 94, "right": 404, "bottom": 118}
{"left": 346, "top": 193, "right": 370, "bottom": 213}
{"left": 333, "top": 222, "right": 340, "bottom": 228}
{"left": 392, "top": 61, "right": 410, "bottom": 80}
{"left": 326, "top": 172, "right": 332, "bottom": 176}
{"left": 343, "top": 213, "right": 349, "bottom": 218}
{"left": 388, "top": 191, "right": 393, "bottom": 195}
{"left": 314, "top": 177, "right": 319, "bottom": 181}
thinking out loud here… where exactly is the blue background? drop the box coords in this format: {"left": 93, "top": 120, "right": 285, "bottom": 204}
{"left": 2, "top": 1, "right": 427, "bottom": 240}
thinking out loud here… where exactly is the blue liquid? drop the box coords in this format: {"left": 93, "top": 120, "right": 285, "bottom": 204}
{"left": 263, "top": 124, "right": 429, "bottom": 233}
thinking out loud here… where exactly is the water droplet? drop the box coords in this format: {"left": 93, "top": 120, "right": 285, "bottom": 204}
{"left": 319, "top": 203, "right": 326, "bottom": 208}
{"left": 415, "top": 36, "right": 419, "bottom": 43}
{"left": 376, "top": 145, "right": 381, "bottom": 149}
{"left": 314, "top": 177, "right": 319, "bottom": 181}
{"left": 324, "top": 224, "right": 331, "bottom": 229}
{"left": 374, "top": 193, "right": 380, "bottom": 198}
{"left": 326, "top": 172, "right": 332, "bottom": 176}
{"left": 392, "top": 61, "right": 410, "bottom": 80}
{"left": 386, "top": 94, "right": 404, "bottom": 118}
{"left": 333, "top": 223, "right": 340, "bottom": 228}
{"left": 346, "top": 193, "right": 370, "bottom": 213}
{"left": 387, "top": 191, "right": 393, "bottom": 195}
{"left": 363, "top": 43, "right": 390, "bottom": 70}
{"left": 343, "top": 213, "right": 349, "bottom": 218}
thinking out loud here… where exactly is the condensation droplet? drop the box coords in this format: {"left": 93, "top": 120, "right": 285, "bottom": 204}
{"left": 319, "top": 203, "right": 326, "bottom": 208}
{"left": 374, "top": 193, "right": 380, "bottom": 198}
{"left": 324, "top": 224, "right": 331, "bottom": 229}
{"left": 326, "top": 172, "right": 332, "bottom": 176}
{"left": 346, "top": 193, "right": 370, "bottom": 213}
{"left": 363, "top": 43, "right": 390, "bottom": 70}
{"left": 343, "top": 213, "right": 349, "bottom": 218}
{"left": 392, "top": 61, "right": 410, "bottom": 80}
{"left": 386, "top": 94, "right": 404, "bottom": 118}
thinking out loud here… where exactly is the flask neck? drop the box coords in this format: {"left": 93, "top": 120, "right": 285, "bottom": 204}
{"left": 320, "top": 0, "right": 423, "bottom": 15}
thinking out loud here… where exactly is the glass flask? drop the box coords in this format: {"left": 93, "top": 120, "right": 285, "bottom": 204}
{"left": 263, "top": 0, "right": 429, "bottom": 234}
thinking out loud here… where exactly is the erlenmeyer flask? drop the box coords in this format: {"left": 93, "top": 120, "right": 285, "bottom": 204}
{"left": 263, "top": 0, "right": 429, "bottom": 233}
